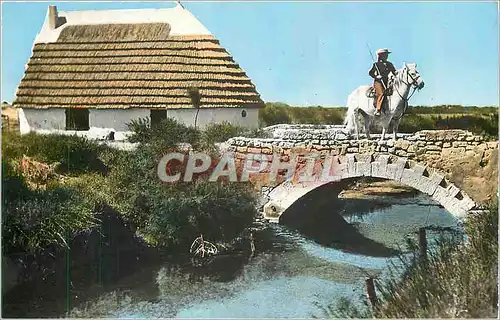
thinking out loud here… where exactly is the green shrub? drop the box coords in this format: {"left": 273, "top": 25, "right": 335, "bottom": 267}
{"left": 325, "top": 201, "right": 498, "bottom": 318}
{"left": 127, "top": 117, "right": 202, "bottom": 152}
{"left": 2, "top": 131, "right": 106, "bottom": 174}
{"left": 145, "top": 180, "right": 257, "bottom": 248}
{"left": 203, "top": 121, "right": 245, "bottom": 144}
{"left": 259, "top": 102, "right": 292, "bottom": 126}
{"left": 2, "top": 170, "right": 98, "bottom": 254}
{"left": 115, "top": 118, "right": 259, "bottom": 246}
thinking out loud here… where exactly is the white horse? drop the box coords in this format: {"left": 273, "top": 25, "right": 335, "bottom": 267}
{"left": 344, "top": 63, "right": 425, "bottom": 141}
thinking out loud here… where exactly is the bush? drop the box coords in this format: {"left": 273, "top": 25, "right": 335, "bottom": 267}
{"left": 259, "top": 102, "right": 292, "bottom": 126}
{"left": 2, "top": 131, "right": 107, "bottom": 174}
{"left": 145, "top": 180, "right": 257, "bottom": 248}
{"left": 113, "top": 118, "right": 258, "bottom": 246}
{"left": 127, "top": 117, "right": 202, "bottom": 152}
{"left": 203, "top": 121, "right": 245, "bottom": 144}
{"left": 2, "top": 160, "right": 98, "bottom": 254}
{"left": 325, "top": 200, "right": 498, "bottom": 318}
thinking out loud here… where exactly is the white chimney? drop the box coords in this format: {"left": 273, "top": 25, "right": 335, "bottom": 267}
{"left": 48, "top": 5, "right": 58, "bottom": 30}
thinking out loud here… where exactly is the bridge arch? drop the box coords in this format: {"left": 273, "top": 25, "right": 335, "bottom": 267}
{"left": 262, "top": 154, "right": 478, "bottom": 222}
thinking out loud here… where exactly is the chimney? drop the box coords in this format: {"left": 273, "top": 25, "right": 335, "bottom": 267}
{"left": 48, "top": 5, "right": 58, "bottom": 29}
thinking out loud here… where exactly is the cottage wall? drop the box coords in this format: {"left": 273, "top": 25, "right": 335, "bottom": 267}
{"left": 19, "top": 108, "right": 65, "bottom": 134}
{"left": 18, "top": 107, "right": 259, "bottom": 140}
{"left": 90, "top": 108, "right": 149, "bottom": 132}
{"left": 167, "top": 108, "right": 259, "bottom": 129}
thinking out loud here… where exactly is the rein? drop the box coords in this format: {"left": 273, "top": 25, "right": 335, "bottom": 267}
{"left": 392, "top": 67, "right": 419, "bottom": 120}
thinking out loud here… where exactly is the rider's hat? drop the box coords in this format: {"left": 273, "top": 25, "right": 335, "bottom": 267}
{"left": 376, "top": 48, "right": 391, "bottom": 55}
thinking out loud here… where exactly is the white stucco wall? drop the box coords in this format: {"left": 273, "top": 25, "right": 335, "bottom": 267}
{"left": 167, "top": 108, "right": 259, "bottom": 130}
{"left": 19, "top": 108, "right": 66, "bottom": 132}
{"left": 90, "top": 108, "right": 149, "bottom": 132}
{"left": 19, "top": 107, "right": 260, "bottom": 141}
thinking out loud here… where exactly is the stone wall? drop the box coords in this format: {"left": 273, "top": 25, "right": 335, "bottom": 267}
{"left": 226, "top": 128, "right": 498, "bottom": 204}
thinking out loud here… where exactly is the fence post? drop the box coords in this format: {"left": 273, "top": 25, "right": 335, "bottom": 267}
{"left": 365, "top": 277, "right": 378, "bottom": 309}
{"left": 419, "top": 227, "right": 428, "bottom": 263}
{"left": 418, "top": 227, "right": 429, "bottom": 309}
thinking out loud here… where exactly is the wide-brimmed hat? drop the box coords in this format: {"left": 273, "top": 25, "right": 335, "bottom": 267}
{"left": 376, "top": 48, "right": 391, "bottom": 55}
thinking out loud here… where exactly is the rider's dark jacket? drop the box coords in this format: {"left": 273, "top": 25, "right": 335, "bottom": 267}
{"left": 368, "top": 60, "right": 397, "bottom": 85}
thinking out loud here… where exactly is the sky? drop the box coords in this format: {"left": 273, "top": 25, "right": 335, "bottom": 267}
{"left": 1, "top": 1, "right": 499, "bottom": 107}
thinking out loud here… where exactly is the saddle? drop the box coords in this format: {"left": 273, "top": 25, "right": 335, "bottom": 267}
{"left": 365, "top": 86, "right": 394, "bottom": 98}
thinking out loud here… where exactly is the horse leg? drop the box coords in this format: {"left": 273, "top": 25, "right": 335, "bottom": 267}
{"left": 392, "top": 118, "right": 401, "bottom": 141}
{"left": 363, "top": 114, "right": 371, "bottom": 140}
{"left": 354, "top": 111, "right": 359, "bottom": 140}
{"left": 380, "top": 124, "right": 387, "bottom": 142}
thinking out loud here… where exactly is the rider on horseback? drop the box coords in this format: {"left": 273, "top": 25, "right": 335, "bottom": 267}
{"left": 369, "top": 48, "right": 397, "bottom": 116}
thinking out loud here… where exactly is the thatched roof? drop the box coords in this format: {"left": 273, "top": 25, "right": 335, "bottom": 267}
{"left": 14, "top": 19, "right": 264, "bottom": 109}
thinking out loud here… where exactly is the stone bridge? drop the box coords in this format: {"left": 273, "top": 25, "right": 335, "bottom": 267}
{"left": 225, "top": 125, "right": 498, "bottom": 222}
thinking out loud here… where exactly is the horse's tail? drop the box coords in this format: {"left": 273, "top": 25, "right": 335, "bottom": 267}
{"left": 344, "top": 93, "right": 358, "bottom": 134}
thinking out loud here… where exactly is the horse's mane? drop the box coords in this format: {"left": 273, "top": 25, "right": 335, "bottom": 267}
{"left": 393, "top": 66, "right": 407, "bottom": 86}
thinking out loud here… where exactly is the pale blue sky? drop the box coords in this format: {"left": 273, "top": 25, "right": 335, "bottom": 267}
{"left": 1, "top": 1, "right": 499, "bottom": 107}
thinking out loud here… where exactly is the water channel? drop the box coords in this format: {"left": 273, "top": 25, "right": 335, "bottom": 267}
{"left": 65, "top": 190, "right": 461, "bottom": 318}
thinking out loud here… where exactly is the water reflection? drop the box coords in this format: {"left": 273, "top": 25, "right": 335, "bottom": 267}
{"left": 7, "top": 192, "right": 463, "bottom": 318}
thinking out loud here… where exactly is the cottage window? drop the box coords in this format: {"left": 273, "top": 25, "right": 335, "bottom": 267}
{"left": 65, "top": 108, "right": 89, "bottom": 131}
{"left": 151, "top": 109, "right": 167, "bottom": 126}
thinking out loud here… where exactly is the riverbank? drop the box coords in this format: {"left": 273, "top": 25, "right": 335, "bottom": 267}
{"left": 46, "top": 190, "right": 462, "bottom": 317}
{"left": 340, "top": 179, "right": 419, "bottom": 199}
{"left": 1, "top": 121, "right": 262, "bottom": 317}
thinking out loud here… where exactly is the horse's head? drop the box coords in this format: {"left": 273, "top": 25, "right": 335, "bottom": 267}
{"left": 402, "top": 63, "right": 425, "bottom": 90}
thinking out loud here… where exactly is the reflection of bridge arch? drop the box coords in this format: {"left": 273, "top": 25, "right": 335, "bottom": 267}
{"left": 263, "top": 154, "right": 477, "bottom": 222}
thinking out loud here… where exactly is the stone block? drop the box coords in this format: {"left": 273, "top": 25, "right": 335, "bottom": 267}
{"left": 385, "top": 157, "right": 407, "bottom": 181}
{"left": 416, "top": 141, "right": 426, "bottom": 147}
{"left": 487, "top": 141, "right": 498, "bottom": 149}
{"left": 345, "top": 154, "right": 358, "bottom": 178}
{"left": 426, "top": 151, "right": 441, "bottom": 155}
{"left": 432, "top": 182, "right": 476, "bottom": 219}
{"left": 400, "top": 165, "right": 439, "bottom": 195}
{"left": 355, "top": 157, "right": 372, "bottom": 177}
{"left": 335, "top": 133, "right": 348, "bottom": 140}
{"left": 425, "top": 145, "right": 442, "bottom": 152}
{"left": 394, "top": 140, "right": 410, "bottom": 150}
{"left": 247, "top": 147, "right": 261, "bottom": 154}
{"left": 371, "top": 155, "right": 390, "bottom": 179}
{"left": 332, "top": 162, "right": 349, "bottom": 179}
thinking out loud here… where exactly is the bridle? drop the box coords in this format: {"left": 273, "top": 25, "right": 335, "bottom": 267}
{"left": 392, "top": 66, "right": 422, "bottom": 119}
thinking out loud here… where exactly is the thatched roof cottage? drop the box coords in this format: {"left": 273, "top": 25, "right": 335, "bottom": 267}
{"left": 13, "top": 3, "right": 264, "bottom": 140}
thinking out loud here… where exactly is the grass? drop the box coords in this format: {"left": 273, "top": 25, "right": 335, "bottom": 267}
{"left": 1, "top": 118, "right": 260, "bottom": 256}
{"left": 2, "top": 159, "right": 98, "bottom": 254}
{"left": 259, "top": 103, "right": 499, "bottom": 138}
{"left": 324, "top": 200, "right": 498, "bottom": 318}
